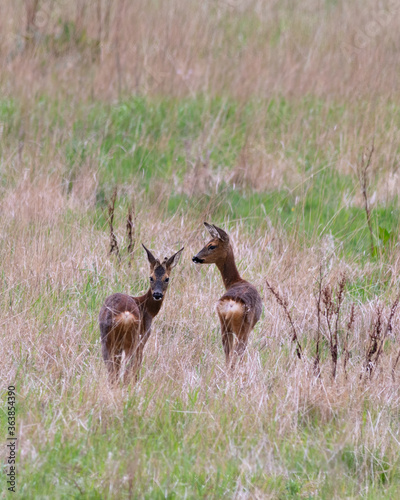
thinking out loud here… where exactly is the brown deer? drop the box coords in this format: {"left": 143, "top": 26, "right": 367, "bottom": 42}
{"left": 99, "top": 244, "right": 184, "bottom": 383}
{"left": 192, "top": 223, "right": 262, "bottom": 370}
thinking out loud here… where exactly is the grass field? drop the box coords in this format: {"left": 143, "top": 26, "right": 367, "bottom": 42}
{"left": 1, "top": 1, "right": 400, "bottom": 498}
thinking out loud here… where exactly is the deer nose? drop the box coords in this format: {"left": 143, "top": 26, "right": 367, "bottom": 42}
{"left": 192, "top": 256, "right": 204, "bottom": 264}
{"left": 153, "top": 292, "right": 163, "bottom": 301}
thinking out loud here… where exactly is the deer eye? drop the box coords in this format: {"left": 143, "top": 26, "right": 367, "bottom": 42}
{"left": 149, "top": 276, "right": 154, "bottom": 282}
{"left": 165, "top": 277, "right": 169, "bottom": 283}
{"left": 209, "top": 245, "right": 217, "bottom": 250}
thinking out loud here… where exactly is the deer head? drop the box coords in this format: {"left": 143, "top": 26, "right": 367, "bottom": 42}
{"left": 142, "top": 244, "right": 184, "bottom": 301}
{"left": 192, "top": 222, "right": 230, "bottom": 265}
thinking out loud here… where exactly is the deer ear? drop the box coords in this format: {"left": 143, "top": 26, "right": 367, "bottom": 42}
{"left": 166, "top": 247, "right": 184, "bottom": 270}
{"left": 204, "top": 222, "right": 220, "bottom": 240}
{"left": 213, "top": 225, "right": 229, "bottom": 242}
{"left": 205, "top": 223, "right": 229, "bottom": 243}
{"left": 142, "top": 244, "right": 157, "bottom": 267}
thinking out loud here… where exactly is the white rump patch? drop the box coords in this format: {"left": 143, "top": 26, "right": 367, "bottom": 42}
{"left": 216, "top": 299, "right": 244, "bottom": 319}
{"left": 116, "top": 311, "right": 138, "bottom": 325}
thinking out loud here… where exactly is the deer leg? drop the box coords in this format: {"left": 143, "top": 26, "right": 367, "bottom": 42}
{"left": 134, "top": 343, "right": 144, "bottom": 382}
{"left": 124, "top": 351, "right": 142, "bottom": 384}
{"left": 100, "top": 320, "right": 124, "bottom": 383}
{"left": 102, "top": 340, "right": 122, "bottom": 383}
{"left": 219, "top": 326, "right": 234, "bottom": 368}
{"left": 133, "top": 328, "right": 151, "bottom": 381}
{"left": 123, "top": 335, "right": 141, "bottom": 384}
{"left": 230, "top": 322, "right": 251, "bottom": 372}
{"left": 101, "top": 340, "right": 112, "bottom": 375}
{"left": 231, "top": 340, "right": 248, "bottom": 371}
{"left": 113, "top": 351, "right": 123, "bottom": 381}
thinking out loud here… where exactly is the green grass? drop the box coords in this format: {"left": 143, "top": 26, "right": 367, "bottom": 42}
{"left": 6, "top": 384, "right": 400, "bottom": 499}
{"left": 20, "top": 93, "right": 392, "bottom": 266}
{"left": 167, "top": 180, "right": 400, "bottom": 264}
{"left": 0, "top": 95, "right": 363, "bottom": 183}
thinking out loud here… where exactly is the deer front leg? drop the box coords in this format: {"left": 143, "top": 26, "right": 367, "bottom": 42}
{"left": 134, "top": 343, "right": 145, "bottom": 382}
{"left": 132, "top": 329, "right": 150, "bottom": 381}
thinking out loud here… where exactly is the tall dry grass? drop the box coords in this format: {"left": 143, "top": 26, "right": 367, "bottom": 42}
{"left": 1, "top": 0, "right": 400, "bottom": 496}
{"left": 1, "top": 173, "right": 400, "bottom": 494}
{"left": 1, "top": 0, "right": 400, "bottom": 101}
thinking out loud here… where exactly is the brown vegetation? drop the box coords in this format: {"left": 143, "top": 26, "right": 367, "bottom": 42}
{"left": 0, "top": 1, "right": 399, "bottom": 101}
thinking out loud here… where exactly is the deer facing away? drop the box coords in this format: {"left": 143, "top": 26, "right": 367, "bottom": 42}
{"left": 192, "top": 223, "right": 262, "bottom": 370}
{"left": 99, "top": 244, "right": 184, "bottom": 383}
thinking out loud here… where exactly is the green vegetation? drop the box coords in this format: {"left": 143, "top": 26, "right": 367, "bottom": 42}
{"left": 3, "top": 94, "right": 399, "bottom": 263}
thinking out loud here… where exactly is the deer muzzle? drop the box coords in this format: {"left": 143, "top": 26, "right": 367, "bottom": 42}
{"left": 152, "top": 292, "right": 163, "bottom": 301}
{"left": 192, "top": 255, "right": 204, "bottom": 264}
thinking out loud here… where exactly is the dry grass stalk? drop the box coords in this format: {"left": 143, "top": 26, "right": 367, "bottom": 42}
{"left": 103, "top": 0, "right": 112, "bottom": 41}
{"left": 322, "top": 274, "right": 347, "bottom": 380}
{"left": 333, "top": 274, "right": 347, "bottom": 377}
{"left": 75, "top": 0, "right": 87, "bottom": 34}
{"left": 25, "top": 0, "right": 39, "bottom": 38}
{"left": 392, "top": 348, "right": 400, "bottom": 381}
{"left": 314, "top": 265, "right": 324, "bottom": 377}
{"left": 374, "top": 293, "right": 400, "bottom": 360}
{"left": 96, "top": 0, "right": 102, "bottom": 44}
{"left": 321, "top": 284, "right": 334, "bottom": 375}
{"left": 358, "top": 141, "right": 375, "bottom": 256}
{"left": 114, "top": 0, "right": 126, "bottom": 97}
{"left": 364, "top": 293, "right": 400, "bottom": 379}
{"left": 364, "top": 306, "right": 383, "bottom": 379}
{"left": 107, "top": 187, "right": 120, "bottom": 261}
{"left": 343, "top": 303, "right": 355, "bottom": 379}
{"left": 126, "top": 197, "right": 136, "bottom": 267}
{"left": 265, "top": 279, "right": 302, "bottom": 360}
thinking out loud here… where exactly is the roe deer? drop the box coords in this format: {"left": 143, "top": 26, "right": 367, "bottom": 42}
{"left": 192, "top": 223, "right": 262, "bottom": 370}
{"left": 99, "top": 244, "right": 184, "bottom": 383}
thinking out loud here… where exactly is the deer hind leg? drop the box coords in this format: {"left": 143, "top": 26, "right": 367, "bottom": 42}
{"left": 218, "top": 313, "right": 235, "bottom": 368}
{"left": 220, "top": 323, "right": 234, "bottom": 367}
{"left": 102, "top": 339, "right": 123, "bottom": 383}
{"left": 230, "top": 329, "right": 250, "bottom": 371}
{"left": 123, "top": 333, "right": 141, "bottom": 384}
{"left": 100, "top": 319, "right": 123, "bottom": 383}
{"left": 230, "top": 316, "right": 251, "bottom": 372}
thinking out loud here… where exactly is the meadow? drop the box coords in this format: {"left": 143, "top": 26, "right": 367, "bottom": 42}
{"left": 1, "top": 1, "right": 400, "bottom": 498}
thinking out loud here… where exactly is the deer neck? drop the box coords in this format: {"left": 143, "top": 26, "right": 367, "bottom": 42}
{"left": 138, "top": 289, "right": 164, "bottom": 318}
{"left": 216, "top": 246, "right": 242, "bottom": 290}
